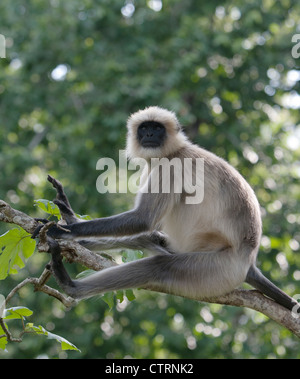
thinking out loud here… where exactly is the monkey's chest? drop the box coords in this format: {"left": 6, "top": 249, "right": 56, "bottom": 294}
{"left": 160, "top": 203, "right": 227, "bottom": 253}
{"left": 160, "top": 211, "right": 205, "bottom": 253}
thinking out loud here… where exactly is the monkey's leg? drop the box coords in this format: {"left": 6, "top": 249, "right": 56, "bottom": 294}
{"left": 50, "top": 254, "right": 175, "bottom": 299}
{"left": 48, "top": 233, "right": 182, "bottom": 299}
{"left": 47, "top": 237, "right": 77, "bottom": 294}
{"left": 51, "top": 253, "right": 217, "bottom": 300}
{"left": 78, "top": 232, "right": 175, "bottom": 255}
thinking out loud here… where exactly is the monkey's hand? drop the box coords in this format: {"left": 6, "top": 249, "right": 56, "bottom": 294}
{"left": 48, "top": 224, "right": 72, "bottom": 239}
{"left": 47, "top": 175, "right": 79, "bottom": 225}
{"left": 31, "top": 174, "right": 81, "bottom": 241}
{"left": 31, "top": 220, "right": 72, "bottom": 241}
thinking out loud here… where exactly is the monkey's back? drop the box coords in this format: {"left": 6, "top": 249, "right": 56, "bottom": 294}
{"left": 160, "top": 142, "right": 262, "bottom": 255}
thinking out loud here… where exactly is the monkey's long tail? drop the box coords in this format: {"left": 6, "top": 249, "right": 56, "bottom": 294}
{"left": 245, "top": 265, "right": 298, "bottom": 311}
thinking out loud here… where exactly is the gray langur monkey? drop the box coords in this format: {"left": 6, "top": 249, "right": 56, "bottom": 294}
{"left": 39, "top": 106, "right": 297, "bottom": 311}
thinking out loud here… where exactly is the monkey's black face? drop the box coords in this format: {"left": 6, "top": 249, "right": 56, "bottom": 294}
{"left": 137, "top": 121, "right": 166, "bottom": 148}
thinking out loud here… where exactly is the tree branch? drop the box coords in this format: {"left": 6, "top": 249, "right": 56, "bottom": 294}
{"left": 1, "top": 200, "right": 300, "bottom": 338}
{"left": 0, "top": 200, "right": 115, "bottom": 271}
{"left": 5, "top": 272, "right": 76, "bottom": 308}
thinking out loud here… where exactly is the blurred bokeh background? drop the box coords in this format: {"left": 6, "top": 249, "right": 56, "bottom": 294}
{"left": 0, "top": 0, "right": 300, "bottom": 358}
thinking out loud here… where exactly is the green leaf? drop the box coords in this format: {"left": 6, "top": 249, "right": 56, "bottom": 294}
{"left": 101, "top": 292, "right": 115, "bottom": 309}
{"left": 0, "top": 324, "right": 8, "bottom": 351}
{"left": 47, "top": 330, "right": 81, "bottom": 352}
{"left": 125, "top": 289, "right": 136, "bottom": 302}
{"left": 34, "top": 199, "right": 61, "bottom": 220}
{"left": 122, "top": 250, "right": 143, "bottom": 263}
{"left": 0, "top": 228, "right": 36, "bottom": 280}
{"left": 25, "top": 324, "right": 80, "bottom": 352}
{"left": 116, "top": 290, "right": 124, "bottom": 303}
{"left": 76, "top": 269, "right": 96, "bottom": 279}
{"left": 75, "top": 213, "right": 92, "bottom": 221}
{"left": 3, "top": 306, "right": 33, "bottom": 320}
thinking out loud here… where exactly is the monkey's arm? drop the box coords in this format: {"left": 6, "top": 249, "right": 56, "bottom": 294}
{"left": 45, "top": 175, "right": 149, "bottom": 238}
{"left": 48, "top": 191, "right": 175, "bottom": 240}
{"left": 53, "top": 210, "right": 147, "bottom": 237}
{"left": 46, "top": 168, "right": 178, "bottom": 240}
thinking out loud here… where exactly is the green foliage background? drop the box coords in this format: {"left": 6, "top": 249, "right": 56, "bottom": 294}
{"left": 0, "top": 0, "right": 300, "bottom": 358}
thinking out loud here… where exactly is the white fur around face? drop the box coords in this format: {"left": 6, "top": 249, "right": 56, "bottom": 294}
{"left": 126, "top": 106, "right": 188, "bottom": 160}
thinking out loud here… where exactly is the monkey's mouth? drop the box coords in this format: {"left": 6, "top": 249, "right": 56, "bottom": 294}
{"left": 142, "top": 142, "right": 160, "bottom": 148}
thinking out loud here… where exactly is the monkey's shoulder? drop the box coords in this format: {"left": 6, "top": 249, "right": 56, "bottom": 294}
{"left": 177, "top": 143, "right": 240, "bottom": 178}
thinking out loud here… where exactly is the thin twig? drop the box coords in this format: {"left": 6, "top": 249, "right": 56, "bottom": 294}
{"left": 5, "top": 276, "right": 76, "bottom": 308}
{"left": 0, "top": 318, "right": 22, "bottom": 343}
